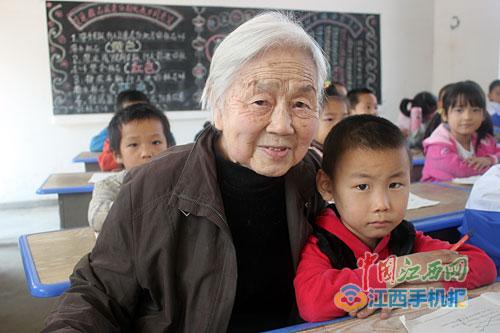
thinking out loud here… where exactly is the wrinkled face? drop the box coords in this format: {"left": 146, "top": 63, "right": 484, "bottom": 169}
{"left": 317, "top": 147, "right": 410, "bottom": 249}
{"left": 214, "top": 47, "right": 319, "bottom": 177}
{"left": 315, "top": 98, "right": 348, "bottom": 144}
{"left": 489, "top": 86, "right": 500, "bottom": 103}
{"left": 443, "top": 102, "right": 484, "bottom": 141}
{"left": 351, "top": 93, "right": 378, "bottom": 116}
{"left": 114, "top": 118, "right": 168, "bottom": 170}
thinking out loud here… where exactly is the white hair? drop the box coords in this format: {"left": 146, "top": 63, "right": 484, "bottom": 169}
{"left": 200, "top": 11, "right": 329, "bottom": 115}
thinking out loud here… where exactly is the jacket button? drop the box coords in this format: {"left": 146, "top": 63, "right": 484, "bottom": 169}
{"left": 305, "top": 201, "right": 311, "bottom": 208}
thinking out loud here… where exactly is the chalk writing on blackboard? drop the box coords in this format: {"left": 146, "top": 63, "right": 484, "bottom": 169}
{"left": 47, "top": 2, "right": 380, "bottom": 115}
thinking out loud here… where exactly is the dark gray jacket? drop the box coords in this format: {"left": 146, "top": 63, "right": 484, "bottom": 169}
{"left": 44, "top": 127, "right": 324, "bottom": 332}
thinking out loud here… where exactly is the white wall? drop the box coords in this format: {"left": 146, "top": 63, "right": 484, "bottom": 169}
{"left": 0, "top": 0, "right": 453, "bottom": 204}
{"left": 433, "top": 0, "right": 500, "bottom": 92}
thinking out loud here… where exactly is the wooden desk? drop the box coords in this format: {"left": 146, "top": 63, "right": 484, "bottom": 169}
{"left": 406, "top": 182, "right": 470, "bottom": 232}
{"left": 37, "top": 172, "right": 94, "bottom": 228}
{"left": 271, "top": 282, "right": 500, "bottom": 332}
{"left": 19, "top": 227, "right": 96, "bottom": 298}
{"left": 73, "top": 151, "right": 100, "bottom": 172}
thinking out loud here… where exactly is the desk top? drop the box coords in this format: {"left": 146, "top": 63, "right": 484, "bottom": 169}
{"left": 37, "top": 172, "right": 94, "bottom": 194}
{"left": 406, "top": 182, "right": 469, "bottom": 220}
{"left": 19, "top": 227, "right": 96, "bottom": 297}
{"left": 441, "top": 180, "right": 473, "bottom": 190}
{"left": 271, "top": 282, "right": 500, "bottom": 332}
{"left": 73, "top": 151, "right": 100, "bottom": 164}
{"left": 406, "top": 182, "right": 470, "bottom": 232}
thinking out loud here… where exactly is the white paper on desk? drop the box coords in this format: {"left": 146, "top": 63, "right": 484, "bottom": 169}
{"left": 452, "top": 175, "right": 481, "bottom": 185}
{"left": 406, "top": 192, "right": 440, "bottom": 210}
{"left": 88, "top": 172, "right": 118, "bottom": 183}
{"left": 400, "top": 292, "right": 500, "bottom": 333}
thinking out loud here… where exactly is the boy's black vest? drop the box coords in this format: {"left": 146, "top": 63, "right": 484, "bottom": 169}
{"left": 314, "top": 205, "right": 416, "bottom": 269}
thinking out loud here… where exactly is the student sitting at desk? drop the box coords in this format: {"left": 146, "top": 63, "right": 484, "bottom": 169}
{"left": 397, "top": 91, "right": 437, "bottom": 150}
{"left": 89, "top": 89, "right": 149, "bottom": 152}
{"left": 421, "top": 80, "right": 499, "bottom": 182}
{"left": 88, "top": 104, "right": 174, "bottom": 233}
{"left": 347, "top": 87, "right": 378, "bottom": 116}
{"left": 310, "top": 82, "right": 349, "bottom": 155}
{"left": 294, "top": 115, "right": 496, "bottom": 322}
{"left": 487, "top": 79, "right": 500, "bottom": 126}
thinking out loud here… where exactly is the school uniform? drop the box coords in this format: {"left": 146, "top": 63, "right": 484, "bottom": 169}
{"left": 487, "top": 102, "right": 500, "bottom": 126}
{"left": 459, "top": 165, "right": 500, "bottom": 272}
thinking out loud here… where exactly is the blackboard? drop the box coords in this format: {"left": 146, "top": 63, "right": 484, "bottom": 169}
{"left": 46, "top": 1, "right": 380, "bottom": 115}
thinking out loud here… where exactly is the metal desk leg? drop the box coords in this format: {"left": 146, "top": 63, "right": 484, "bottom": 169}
{"left": 84, "top": 163, "right": 100, "bottom": 172}
{"left": 58, "top": 193, "right": 92, "bottom": 229}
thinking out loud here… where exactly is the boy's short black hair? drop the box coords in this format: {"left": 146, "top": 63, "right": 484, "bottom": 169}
{"left": 116, "top": 90, "right": 149, "bottom": 109}
{"left": 347, "top": 87, "right": 375, "bottom": 108}
{"left": 108, "top": 103, "right": 175, "bottom": 154}
{"left": 489, "top": 80, "right": 500, "bottom": 93}
{"left": 322, "top": 115, "right": 408, "bottom": 179}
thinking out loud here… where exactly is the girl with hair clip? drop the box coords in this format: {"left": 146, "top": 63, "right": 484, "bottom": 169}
{"left": 397, "top": 91, "right": 437, "bottom": 149}
{"left": 421, "top": 80, "right": 500, "bottom": 182}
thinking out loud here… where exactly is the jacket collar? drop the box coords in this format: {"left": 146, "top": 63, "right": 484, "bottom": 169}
{"left": 168, "top": 126, "right": 228, "bottom": 230}
{"left": 317, "top": 208, "right": 390, "bottom": 256}
{"left": 423, "top": 123, "right": 478, "bottom": 147}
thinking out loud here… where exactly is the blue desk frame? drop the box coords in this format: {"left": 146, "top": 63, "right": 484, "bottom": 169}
{"left": 411, "top": 210, "right": 464, "bottom": 232}
{"left": 19, "top": 235, "right": 70, "bottom": 298}
{"left": 72, "top": 155, "right": 98, "bottom": 164}
{"left": 265, "top": 316, "right": 350, "bottom": 332}
{"left": 412, "top": 157, "right": 425, "bottom": 166}
{"left": 410, "top": 156, "right": 425, "bottom": 182}
{"left": 36, "top": 176, "right": 93, "bottom": 195}
{"left": 72, "top": 152, "right": 100, "bottom": 172}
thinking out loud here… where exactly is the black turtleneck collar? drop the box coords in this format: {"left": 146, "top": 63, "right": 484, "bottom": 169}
{"left": 214, "top": 145, "right": 284, "bottom": 199}
{"left": 213, "top": 141, "right": 295, "bottom": 332}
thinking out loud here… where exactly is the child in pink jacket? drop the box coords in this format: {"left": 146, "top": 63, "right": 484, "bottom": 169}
{"left": 422, "top": 81, "right": 500, "bottom": 182}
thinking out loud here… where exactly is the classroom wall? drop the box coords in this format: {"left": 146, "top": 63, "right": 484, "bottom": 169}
{"left": 433, "top": 0, "right": 500, "bottom": 92}
{"left": 0, "top": 0, "right": 496, "bottom": 205}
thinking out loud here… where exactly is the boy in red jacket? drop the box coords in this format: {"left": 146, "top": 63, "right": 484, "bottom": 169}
{"left": 294, "top": 115, "right": 496, "bottom": 322}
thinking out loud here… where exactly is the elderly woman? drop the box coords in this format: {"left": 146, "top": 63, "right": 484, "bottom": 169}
{"left": 44, "top": 12, "right": 328, "bottom": 332}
